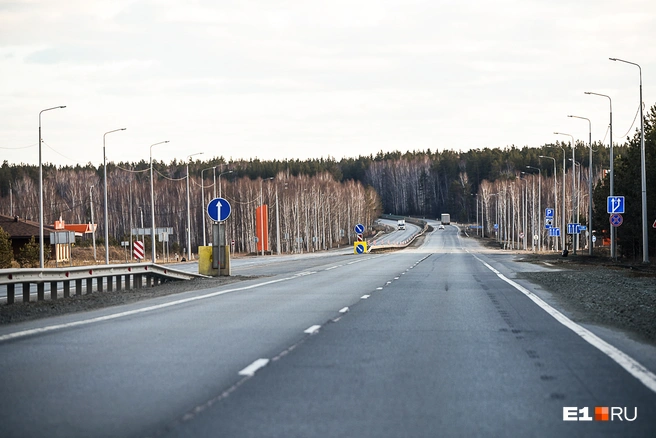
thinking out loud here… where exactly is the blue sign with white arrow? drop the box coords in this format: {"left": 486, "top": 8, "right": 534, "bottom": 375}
{"left": 207, "top": 197, "right": 231, "bottom": 222}
{"left": 354, "top": 223, "right": 365, "bottom": 234}
{"left": 607, "top": 196, "right": 625, "bottom": 214}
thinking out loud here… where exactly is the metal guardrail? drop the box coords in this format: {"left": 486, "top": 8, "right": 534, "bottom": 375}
{"left": 369, "top": 218, "right": 428, "bottom": 251}
{"left": 0, "top": 263, "right": 206, "bottom": 305}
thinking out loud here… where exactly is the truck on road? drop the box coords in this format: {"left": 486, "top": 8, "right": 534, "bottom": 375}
{"left": 440, "top": 214, "right": 450, "bottom": 225}
{"left": 397, "top": 219, "right": 406, "bottom": 230}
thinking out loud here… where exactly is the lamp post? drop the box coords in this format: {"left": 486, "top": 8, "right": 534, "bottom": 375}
{"left": 218, "top": 170, "right": 233, "bottom": 199}
{"left": 568, "top": 115, "right": 593, "bottom": 255}
{"left": 200, "top": 166, "right": 217, "bottom": 247}
{"left": 260, "top": 177, "right": 274, "bottom": 256}
{"left": 526, "top": 166, "right": 541, "bottom": 252}
{"left": 275, "top": 182, "right": 281, "bottom": 254}
{"left": 539, "top": 155, "right": 558, "bottom": 251}
{"left": 150, "top": 141, "right": 169, "bottom": 263}
{"left": 138, "top": 206, "right": 144, "bottom": 243}
{"left": 554, "top": 132, "right": 574, "bottom": 253}
{"left": 90, "top": 185, "right": 97, "bottom": 261}
{"left": 609, "top": 57, "right": 648, "bottom": 263}
{"left": 38, "top": 105, "right": 66, "bottom": 268}
{"left": 488, "top": 193, "right": 499, "bottom": 241}
{"left": 569, "top": 159, "right": 582, "bottom": 251}
{"left": 186, "top": 152, "right": 203, "bottom": 261}
{"left": 102, "top": 128, "right": 126, "bottom": 264}
{"left": 585, "top": 91, "right": 615, "bottom": 260}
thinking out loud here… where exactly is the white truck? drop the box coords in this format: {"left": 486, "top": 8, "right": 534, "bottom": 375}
{"left": 441, "top": 214, "right": 450, "bottom": 225}
{"left": 397, "top": 219, "right": 406, "bottom": 230}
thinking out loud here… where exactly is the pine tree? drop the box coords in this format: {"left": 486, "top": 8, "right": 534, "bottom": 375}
{"left": 0, "top": 226, "right": 13, "bottom": 268}
{"left": 17, "top": 236, "right": 39, "bottom": 268}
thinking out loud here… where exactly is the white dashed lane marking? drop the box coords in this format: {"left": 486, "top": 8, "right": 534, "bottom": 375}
{"left": 238, "top": 358, "right": 270, "bottom": 377}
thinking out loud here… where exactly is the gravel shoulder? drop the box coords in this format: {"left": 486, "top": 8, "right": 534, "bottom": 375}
{"left": 501, "top": 246, "right": 656, "bottom": 346}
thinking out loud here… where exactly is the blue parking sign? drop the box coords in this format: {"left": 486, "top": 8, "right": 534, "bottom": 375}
{"left": 545, "top": 208, "right": 554, "bottom": 219}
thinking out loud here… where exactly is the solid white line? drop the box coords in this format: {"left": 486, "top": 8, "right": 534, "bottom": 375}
{"left": 474, "top": 254, "right": 656, "bottom": 394}
{"left": 339, "top": 307, "right": 349, "bottom": 313}
{"left": 361, "top": 295, "right": 370, "bottom": 299}
{"left": 0, "top": 272, "right": 316, "bottom": 343}
{"left": 325, "top": 266, "right": 339, "bottom": 271}
{"left": 238, "top": 358, "right": 270, "bottom": 376}
{"left": 304, "top": 325, "right": 321, "bottom": 334}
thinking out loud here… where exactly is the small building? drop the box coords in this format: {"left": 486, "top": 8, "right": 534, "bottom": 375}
{"left": 0, "top": 214, "right": 56, "bottom": 259}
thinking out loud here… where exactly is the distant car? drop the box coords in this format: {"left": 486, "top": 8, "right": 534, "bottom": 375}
{"left": 438, "top": 224, "right": 445, "bottom": 230}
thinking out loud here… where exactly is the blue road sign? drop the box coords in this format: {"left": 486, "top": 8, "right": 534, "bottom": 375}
{"left": 355, "top": 243, "right": 366, "bottom": 254}
{"left": 549, "top": 227, "right": 561, "bottom": 237}
{"left": 207, "top": 197, "right": 231, "bottom": 222}
{"left": 494, "top": 223, "right": 499, "bottom": 230}
{"left": 354, "top": 223, "right": 365, "bottom": 234}
{"left": 607, "top": 196, "right": 625, "bottom": 214}
{"left": 610, "top": 213, "right": 623, "bottom": 227}
{"left": 545, "top": 219, "right": 553, "bottom": 229}
{"left": 545, "top": 208, "right": 554, "bottom": 219}
{"left": 567, "top": 223, "right": 580, "bottom": 234}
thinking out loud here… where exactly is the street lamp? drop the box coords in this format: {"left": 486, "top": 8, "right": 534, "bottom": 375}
{"left": 539, "top": 155, "right": 558, "bottom": 251}
{"left": 609, "top": 57, "right": 648, "bottom": 263}
{"left": 554, "top": 132, "right": 574, "bottom": 253}
{"left": 103, "top": 128, "right": 126, "bottom": 264}
{"left": 186, "top": 152, "right": 203, "bottom": 261}
{"left": 519, "top": 173, "right": 529, "bottom": 250}
{"left": 150, "top": 140, "right": 169, "bottom": 263}
{"left": 488, "top": 193, "right": 499, "bottom": 241}
{"left": 585, "top": 91, "right": 615, "bottom": 260}
{"left": 526, "top": 166, "right": 541, "bottom": 252}
{"left": 569, "top": 159, "right": 582, "bottom": 252}
{"left": 568, "top": 115, "right": 593, "bottom": 255}
{"left": 218, "top": 169, "right": 233, "bottom": 199}
{"left": 38, "top": 105, "right": 66, "bottom": 268}
{"left": 200, "top": 165, "right": 217, "bottom": 247}
{"left": 90, "top": 185, "right": 97, "bottom": 261}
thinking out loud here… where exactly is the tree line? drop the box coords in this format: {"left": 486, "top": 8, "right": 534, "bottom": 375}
{"left": 1, "top": 104, "right": 654, "bottom": 260}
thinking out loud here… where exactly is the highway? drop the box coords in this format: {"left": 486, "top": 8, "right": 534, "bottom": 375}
{"left": 1, "top": 223, "right": 655, "bottom": 437}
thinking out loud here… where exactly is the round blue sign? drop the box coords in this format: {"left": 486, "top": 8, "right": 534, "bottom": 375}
{"left": 207, "top": 197, "right": 231, "bottom": 222}
{"left": 355, "top": 243, "right": 366, "bottom": 254}
{"left": 354, "top": 223, "right": 365, "bottom": 234}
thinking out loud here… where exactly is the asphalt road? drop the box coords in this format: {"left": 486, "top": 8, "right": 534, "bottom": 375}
{"left": 1, "top": 224, "right": 655, "bottom": 437}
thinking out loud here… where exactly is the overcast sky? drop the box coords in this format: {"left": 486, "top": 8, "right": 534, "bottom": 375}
{"left": 2, "top": 0, "right": 655, "bottom": 167}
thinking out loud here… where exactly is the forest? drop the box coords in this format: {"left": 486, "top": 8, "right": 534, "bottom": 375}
{"left": 1, "top": 104, "right": 655, "bottom": 260}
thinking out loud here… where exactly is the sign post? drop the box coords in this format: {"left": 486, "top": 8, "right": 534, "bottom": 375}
{"left": 207, "top": 198, "right": 231, "bottom": 275}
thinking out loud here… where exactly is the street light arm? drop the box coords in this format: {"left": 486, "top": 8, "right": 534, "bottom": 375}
{"left": 187, "top": 152, "right": 204, "bottom": 163}
{"left": 609, "top": 57, "right": 642, "bottom": 77}
{"left": 38, "top": 105, "right": 66, "bottom": 268}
